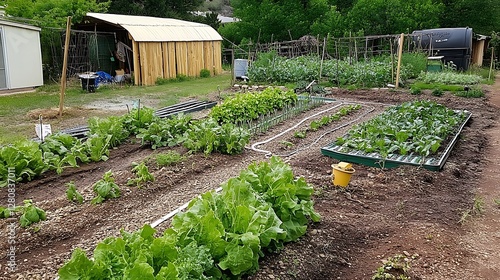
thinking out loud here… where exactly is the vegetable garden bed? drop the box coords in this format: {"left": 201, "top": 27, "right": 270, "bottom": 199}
{"left": 321, "top": 100, "right": 471, "bottom": 171}
{"left": 0, "top": 86, "right": 493, "bottom": 280}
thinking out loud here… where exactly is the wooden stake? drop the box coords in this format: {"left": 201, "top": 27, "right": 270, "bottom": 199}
{"left": 58, "top": 16, "right": 71, "bottom": 117}
{"left": 319, "top": 35, "right": 328, "bottom": 80}
{"left": 230, "top": 48, "right": 235, "bottom": 86}
{"left": 354, "top": 37, "right": 358, "bottom": 62}
{"left": 489, "top": 47, "right": 494, "bottom": 80}
{"left": 335, "top": 39, "right": 340, "bottom": 87}
{"left": 390, "top": 37, "right": 394, "bottom": 83}
{"left": 364, "top": 37, "right": 368, "bottom": 60}
{"left": 395, "top": 33, "right": 404, "bottom": 89}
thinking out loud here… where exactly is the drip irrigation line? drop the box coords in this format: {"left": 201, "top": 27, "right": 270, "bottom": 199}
{"left": 333, "top": 98, "right": 395, "bottom": 108}
{"left": 275, "top": 104, "right": 376, "bottom": 157}
{"left": 249, "top": 101, "right": 378, "bottom": 158}
{"left": 150, "top": 187, "right": 223, "bottom": 229}
{"left": 249, "top": 102, "right": 343, "bottom": 156}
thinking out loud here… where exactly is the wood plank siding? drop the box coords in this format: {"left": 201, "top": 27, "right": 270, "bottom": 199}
{"left": 133, "top": 39, "right": 222, "bottom": 85}
{"left": 472, "top": 40, "right": 485, "bottom": 67}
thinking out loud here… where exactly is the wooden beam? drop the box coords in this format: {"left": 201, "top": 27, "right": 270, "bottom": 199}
{"left": 489, "top": 47, "right": 495, "bottom": 81}
{"left": 395, "top": 33, "right": 404, "bottom": 89}
{"left": 132, "top": 39, "right": 140, "bottom": 85}
{"left": 58, "top": 16, "right": 71, "bottom": 117}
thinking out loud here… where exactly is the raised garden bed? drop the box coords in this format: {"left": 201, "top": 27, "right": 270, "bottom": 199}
{"left": 321, "top": 100, "right": 471, "bottom": 171}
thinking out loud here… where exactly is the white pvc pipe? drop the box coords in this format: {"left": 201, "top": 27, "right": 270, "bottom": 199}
{"left": 275, "top": 104, "right": 376, "bottom": 157}
{"left": 150, "top": 187, "right": 223, "bottom": 228}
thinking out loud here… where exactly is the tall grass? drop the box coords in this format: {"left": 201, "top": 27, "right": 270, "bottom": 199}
{"left": 401, "top": 52, "right": 427, "bottom": 78}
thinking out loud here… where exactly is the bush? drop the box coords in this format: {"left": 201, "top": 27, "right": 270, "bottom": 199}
{"left": 401, "top": 52, "right": 427, "bottom": 78}
{"left": 155, "top": 77, "right": 170, "bottom": 85}
{"left": 432, "top": 88, "right": 444, "bottom": 97}
{"left": 200, "top": 69, "right": 211, "bottom": 78}
{"left": 176, "top": 74, "right": 189, "bottom": 82}
{"left": 155, "top": 74, "right": 190, "bottom": 85}
{"left": 410, "top": 87, "right": 422, "bottom": 95}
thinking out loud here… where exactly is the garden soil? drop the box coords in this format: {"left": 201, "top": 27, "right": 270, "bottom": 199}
{"left": 1, "top": 82, "right": 500, "bottom": 280}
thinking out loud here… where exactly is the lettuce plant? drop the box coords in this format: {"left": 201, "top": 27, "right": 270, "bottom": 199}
{"left": 59, "top": 157, "right": 320, "bottom": 279}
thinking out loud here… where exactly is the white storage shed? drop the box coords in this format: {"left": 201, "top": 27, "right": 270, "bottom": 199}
{"left": 0, "top": 19, "right": 43, "bottom": 91}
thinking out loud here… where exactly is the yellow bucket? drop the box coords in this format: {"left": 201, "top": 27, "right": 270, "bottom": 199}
{"left": 331, "top": 162, "right": 355, "bottom": 187}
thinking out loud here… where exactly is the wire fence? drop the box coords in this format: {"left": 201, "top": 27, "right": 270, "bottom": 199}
{"left": 43, "top": 28, "right": 117, "bottom": 81}
{"left": 225, "top": 33, "right": 439, "bottom": 63}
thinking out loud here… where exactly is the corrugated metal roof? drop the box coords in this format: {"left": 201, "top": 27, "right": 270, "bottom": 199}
{"left": 86, "top": 13, "right": 222, "bottom": 42}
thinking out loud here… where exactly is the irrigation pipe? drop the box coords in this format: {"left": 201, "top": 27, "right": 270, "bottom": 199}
{"left": 150, "top": 187, "right": 223, "bottom": 228}
{"left": 330, "top": 97, "right": 395, "bottom": 108}
{"left": 249, "top": 102, "right": 344, "bottom": 156}
{"left": 275, "top": 103, "right": 376, "bottom": 157}
{"left": 250, "top": 101, "right": 379, "bottom": 158}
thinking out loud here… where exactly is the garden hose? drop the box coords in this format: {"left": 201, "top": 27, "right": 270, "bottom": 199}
{"left": 275, "top": 103, "right": 376, "bottom": 157}
{"left": 249, "top": 102, "right": 344, "bottom": 156}
{"left": 249, "top": 101, "right": 382, "bottom": 157}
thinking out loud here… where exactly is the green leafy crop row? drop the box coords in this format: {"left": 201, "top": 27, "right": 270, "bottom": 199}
{"left": 294, "top": 104, "right": 362, "bottom": 139}
{"left": 310, "top": 104, "right": 362, "bottom": 131}
{"left": 209, "top": 87, "right": 298, "bottom": 123}
{"left": 58, "top": 157, "right": 320, "bottom": 279}
{"left": 136, "top": 114, "right": 250, "bottom": 155}
{"left": 417, "top": 71, "right": 483, "bottom": 85}
{"left": 1, "top": 107, "right": 250, "bottom": 187}
{"left": 336, "top": 100, "right": 467, "bottom": 158}
{"left": 0, "top": 132, "right": 112, "bottom": 188}
{"left": 247, "top": 52, "right": 423, "bottom": 87}
{"left": 0, "top": 107, "right": 156, "bottom": 187}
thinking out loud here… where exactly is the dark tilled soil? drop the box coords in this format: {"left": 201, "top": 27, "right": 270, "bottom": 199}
{"left": 0, "top": 87, "right": 498, "bottom": 280}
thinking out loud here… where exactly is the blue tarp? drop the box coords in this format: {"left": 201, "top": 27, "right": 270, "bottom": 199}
{"left": 95, "top": 71, "right": 114, "bottom": 87}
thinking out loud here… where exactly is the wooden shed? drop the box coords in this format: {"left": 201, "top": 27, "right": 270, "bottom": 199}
{"left": 0, "top": 19, "right": 43, "bottom": 91}
{"left": 84, "top": 13, "right": 223, "bottom": 86}
{"left": 471, "top": 35, "right": 489, "bottom": 67}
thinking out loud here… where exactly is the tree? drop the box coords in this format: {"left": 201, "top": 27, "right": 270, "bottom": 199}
{"left": 439, "top": 0, "right": 500, "bottom": 35}
{"left": 4, "top": 0, "right": 109, "bottom": 28}
{"left": 221, "top": 0, "right": 333, "bottom": 44}
{"left": 331, "top": 0, "right": 355, "bottom": 13}
{"left": 346, "top": 0, "right": 442, "bottom": 35}
{"left": 310, "top": 6, "right": 344, "bottom": 38}
{"left": 107, "top": 0, "right": 204, "bottom": 19}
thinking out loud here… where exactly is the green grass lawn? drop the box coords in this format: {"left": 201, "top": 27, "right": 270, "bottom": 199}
{"left": 0, "top": 73, "right": 231, "bottom": 144}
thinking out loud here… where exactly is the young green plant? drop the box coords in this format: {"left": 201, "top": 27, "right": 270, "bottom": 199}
{"left": 156, "top": 150, "right": 186, "bottom": 167}
{"left": 372, "top": 254, "right": 412, "bottom": 280}
{"left": 127, "top": 162, "right": 155, "bottom": 188}
{"left": 91, "top": 171, "right": 121, "bottom": 204}
{"left": 0, "top": 200, "right": 47, "bottom": 227}
{"left": 66, "top": 181, "right": 84, "bottom": 204}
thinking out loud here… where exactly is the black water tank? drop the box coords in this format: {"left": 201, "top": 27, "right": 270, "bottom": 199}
{"left": 412, "top": 27, "right": 473, "bottom": 70}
